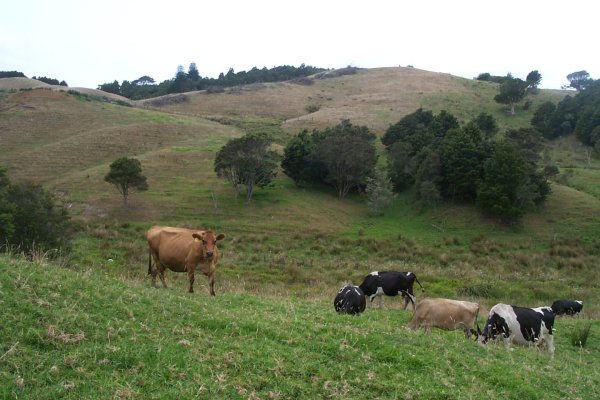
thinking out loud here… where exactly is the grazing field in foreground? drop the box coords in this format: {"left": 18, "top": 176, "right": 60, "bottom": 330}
{"left": 1, "top": 255, "right": 598, "bottom": 399}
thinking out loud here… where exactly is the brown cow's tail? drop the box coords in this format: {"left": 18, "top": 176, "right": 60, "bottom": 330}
{"left": 148, "top": 249, "right": 152, "bottom": 275}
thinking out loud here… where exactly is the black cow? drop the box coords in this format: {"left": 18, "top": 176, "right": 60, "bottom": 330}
{"left": 358, "top": 271, "right": 425, "bottom": 310}
{"left": 334, "top": 284, "right": 366, "bottom": 315}
{"left": 478, "top": 303, "right": 555, "bottom": 357}
{"left": 551, "top": 300, "right": 583, "bottom": 316}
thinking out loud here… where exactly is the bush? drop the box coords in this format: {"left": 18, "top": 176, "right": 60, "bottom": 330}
{"left": 0, "top": 168, "right": 74, "bottom": 253}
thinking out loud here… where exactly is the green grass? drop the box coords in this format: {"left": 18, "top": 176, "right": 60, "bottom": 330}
{"left": 2, "top": 255, "right": 599, "bottom": 399}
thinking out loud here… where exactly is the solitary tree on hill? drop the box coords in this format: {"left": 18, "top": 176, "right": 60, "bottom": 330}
{"left": 494, "top": 76, "right": 528, "bottom": 115}
{"left": 104, "top": 157, "right": 148, "bottom": 207}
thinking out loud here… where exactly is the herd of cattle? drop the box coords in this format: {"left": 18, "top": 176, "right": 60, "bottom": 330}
{"left": 334, "top": 271, "right": 584, "bottom": 357}
{"left": 144, "top": 225, "right": 584, "bottom": 357}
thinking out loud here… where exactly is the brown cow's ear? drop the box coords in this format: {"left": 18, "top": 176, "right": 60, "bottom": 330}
{"left": 216, "top": 233, "right": 225, "bottom": 241}
{"left": 192, "top": 233, "right": 202, "bottom": 241}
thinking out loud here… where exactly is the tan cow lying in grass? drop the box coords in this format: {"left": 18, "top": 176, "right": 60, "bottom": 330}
{"left": 408, "top": 298, "right": 480, "bottom": 339}
{"left": 147, "top": 226, "right": 225, "bottom": 295}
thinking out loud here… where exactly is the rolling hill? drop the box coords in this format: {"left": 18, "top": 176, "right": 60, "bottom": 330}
{"left": 1, "top": 67, "right": 599, "bottom": 313}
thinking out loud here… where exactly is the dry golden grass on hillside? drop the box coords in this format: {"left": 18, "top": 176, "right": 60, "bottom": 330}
{"left": 139, "top": 67, "right": 567, "bottom": 136}
{"left": 0, "top": 77, "right": 131, "bottom": 103}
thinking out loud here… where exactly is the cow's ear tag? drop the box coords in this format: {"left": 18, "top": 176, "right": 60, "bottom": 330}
{"left": 194, "top": 237, "right": 200, "bottom": 243}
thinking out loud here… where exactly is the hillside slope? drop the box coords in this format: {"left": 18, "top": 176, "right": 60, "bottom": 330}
{"left": 1, "top": 255, "right": 598, "bottom": 399}
{"left": 139, "top": 67, "right": 567, "bottom": 134}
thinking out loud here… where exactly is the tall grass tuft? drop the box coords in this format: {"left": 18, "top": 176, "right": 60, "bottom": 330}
{"left": 570, "top": 323, "right": 592, "bottom": 347}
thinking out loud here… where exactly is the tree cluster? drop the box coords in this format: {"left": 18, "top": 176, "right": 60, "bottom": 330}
{"left": 32, "top": 76, "right": 68, "bottom": 86}
{"left": 0, "top": 71, "right": 27, "bottom": 78}
{"left": 493, "top": 71, "right": 542, "bottom": 115}
{"left": 214, "top": 134, "right": 280, "bottom": 203}
{"left": 531, "top": 77, "right": 600, "bottom": 153}
{"left": 382, "top": 109, "right": 549, "bottom": 223}
{"left": 98, "top": 63, "right": 326, "bottom": 100}
{"left": 282, "top": 121, "right": 378, "bottom": 199}
{"left": 0, "top": 167, "right": 74, "bottom": 253}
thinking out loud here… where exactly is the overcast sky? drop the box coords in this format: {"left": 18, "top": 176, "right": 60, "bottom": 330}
{"left": 1, "top": 0, "right": 598, "bottom": 90}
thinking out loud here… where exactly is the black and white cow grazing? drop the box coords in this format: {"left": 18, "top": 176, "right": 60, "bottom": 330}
{"left": 358, "top": 271, "right": 425, "bottom": 310}
{"left": 334, "top": 284, "right": 366, "bottom": 315}
{"left": 551, "top": 299, "right": 583, "bottom": 316}
{"left": 478, "top": 303, "right": 555, "bottom": 356}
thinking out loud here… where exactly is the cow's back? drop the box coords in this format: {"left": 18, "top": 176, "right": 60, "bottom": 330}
{"left": 409, "top": 298, "right": 478, "bottom": 330}
{"left": 147, "top": 226, "right": 196, "bottom": 272}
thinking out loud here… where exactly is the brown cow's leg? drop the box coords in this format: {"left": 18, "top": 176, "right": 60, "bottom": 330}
{"left": 208, "top": 272, "right": 216, "bottom": 296}
{"left": 157, "top": 263, "right": 168, "bottom": 288}
{"left": 187, "top": 266, "right": 195, "bottom": 293}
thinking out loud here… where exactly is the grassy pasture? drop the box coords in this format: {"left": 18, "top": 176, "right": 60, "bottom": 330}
{"left": 1, "top": 68, "right": 600, "bottom": 398}
{"left": 1, "top": 255, "right": 598, "bottom": 399}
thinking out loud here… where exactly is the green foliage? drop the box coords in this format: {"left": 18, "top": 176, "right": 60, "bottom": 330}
{"left": 365, "top": 168, "right": 396, "bottom": 216}
{"left": 533, "top": 80, "right": 600, "bottom": 145}
{"left": 387, "top": 141, "right": 415, "bottom": 191}
{"left": 383, "top": 108, "right": 548, "bottom": 224}
{"left": 476, "top": 142, "right": 530, "bottom": 223}
{"left": 494, "top": 76, "right": 528, "bottom": 115}
{"left": 281, "top": 130, "right": 314, "bottom": 186}
{"left": 472, "top": 112, "right": 499, "bottom": 137}
{"left": 282, "top": 122, "right": 378, "bottom": 198}
{"left": 97, "top": 63, "right": 327, "bottom": 100}
{"left": 0, "top": 70, "right": 27, "bottom": 78}
{"left": 439, "top": 125, "right": 485, "bottom": 202}
{"left": 312, "top": 121, "right": 378, "bottom": 198}
{"left": 104, "top": 157, "right": 148, "bottom": 207}
{"left": 476, "top": 141, "right": 549, "bottom": 224}
{"left": 526, "top": 70, "right": 542, "bottom": 91}
{"left": 214, "top": 134, "right": 280, "bottom": 202}
{"left": 381, "top": 108, "right": 434, "bottom": 150}
{"left": 531, "top": 101, "right": 557, "bottom": 138}
{"left": 0, "top": 167, "right": 73, "bottom": 252}
{"left": 564, "top": 70, "right": 592, "bottom": 91}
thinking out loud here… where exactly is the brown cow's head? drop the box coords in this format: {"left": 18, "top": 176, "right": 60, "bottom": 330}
{"left": 192, "top": 231, "right": 225, "bottom": 259}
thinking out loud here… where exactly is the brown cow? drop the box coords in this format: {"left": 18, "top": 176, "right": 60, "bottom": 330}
{"left": 147, "top": 226, "right": 225, "bottom": 295}
{"left": 408, "top": 298, "right": 480, "bottom": 339}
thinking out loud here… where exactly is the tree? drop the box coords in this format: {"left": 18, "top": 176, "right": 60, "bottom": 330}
{"left": 387, "top": 141, "right": 415, "bottom": 191}
{"left": 214, "top": 135, "right": 280, "bottom": 203}
{"left": 439, "top": 126, "right": 484, "bottom": 202}
{"left": 471, "top": 112, "right": 499, "bottom": 138}
{"left": 365, "top": 168, "right": 396, "bottom": 216}
{"left": 104, "top": 157, "right": 148, "bottom": 207}
{"left": 98, "top": 80, "right": 121, "bottom": 94}
{"left": 494, "top": 76, "right": 528, "bottom": 115}
{"left": 313, "top": 122, "right": 377, "bottom": 199}
{"left": 188, "top": 63, "right": 200, "bottom": 81}
{"left": 564, "top": 70, "right": 591, "bottom": 91}
{"left": 382, "top": 108, "right": 434, "bottom": 149}
{"left": 525, "top": 70, "right": 542, "bottom": 92}
{"left": 133, "top": 76, "right": 155, "bottom": 85}
{"left": 476, "top": 142, "right": 548, "bottom": 224}
{"left": 281, "top": 130, "right": 315, "bottom": 186}
{"left": 531, "top": 101, "right": 557, "bottom": 138}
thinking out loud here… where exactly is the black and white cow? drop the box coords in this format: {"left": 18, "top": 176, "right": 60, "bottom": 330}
{"left": 551, "top": 299, "right": 583, "bottom": 316}
{"left": 478, "top": 303, "right": 555, "bottom": 356}
{"left": 334, "top": 284, "right": 366, "bottom": 315}
{"left": 358, "top": 271, "right": 425, "bottom": 310}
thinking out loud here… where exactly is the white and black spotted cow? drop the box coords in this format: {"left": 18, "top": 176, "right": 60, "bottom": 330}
{"left": 551, "top": 299, "right": 583, "bottom": 316}
{"left": 334, "top": 284, "right": 366, "bottom": 315}
{"left": 478, "top": 303, "right": 555, "bottom": 357}
{"left": 358, "top": 271, "right": 425, "bottom": 310}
